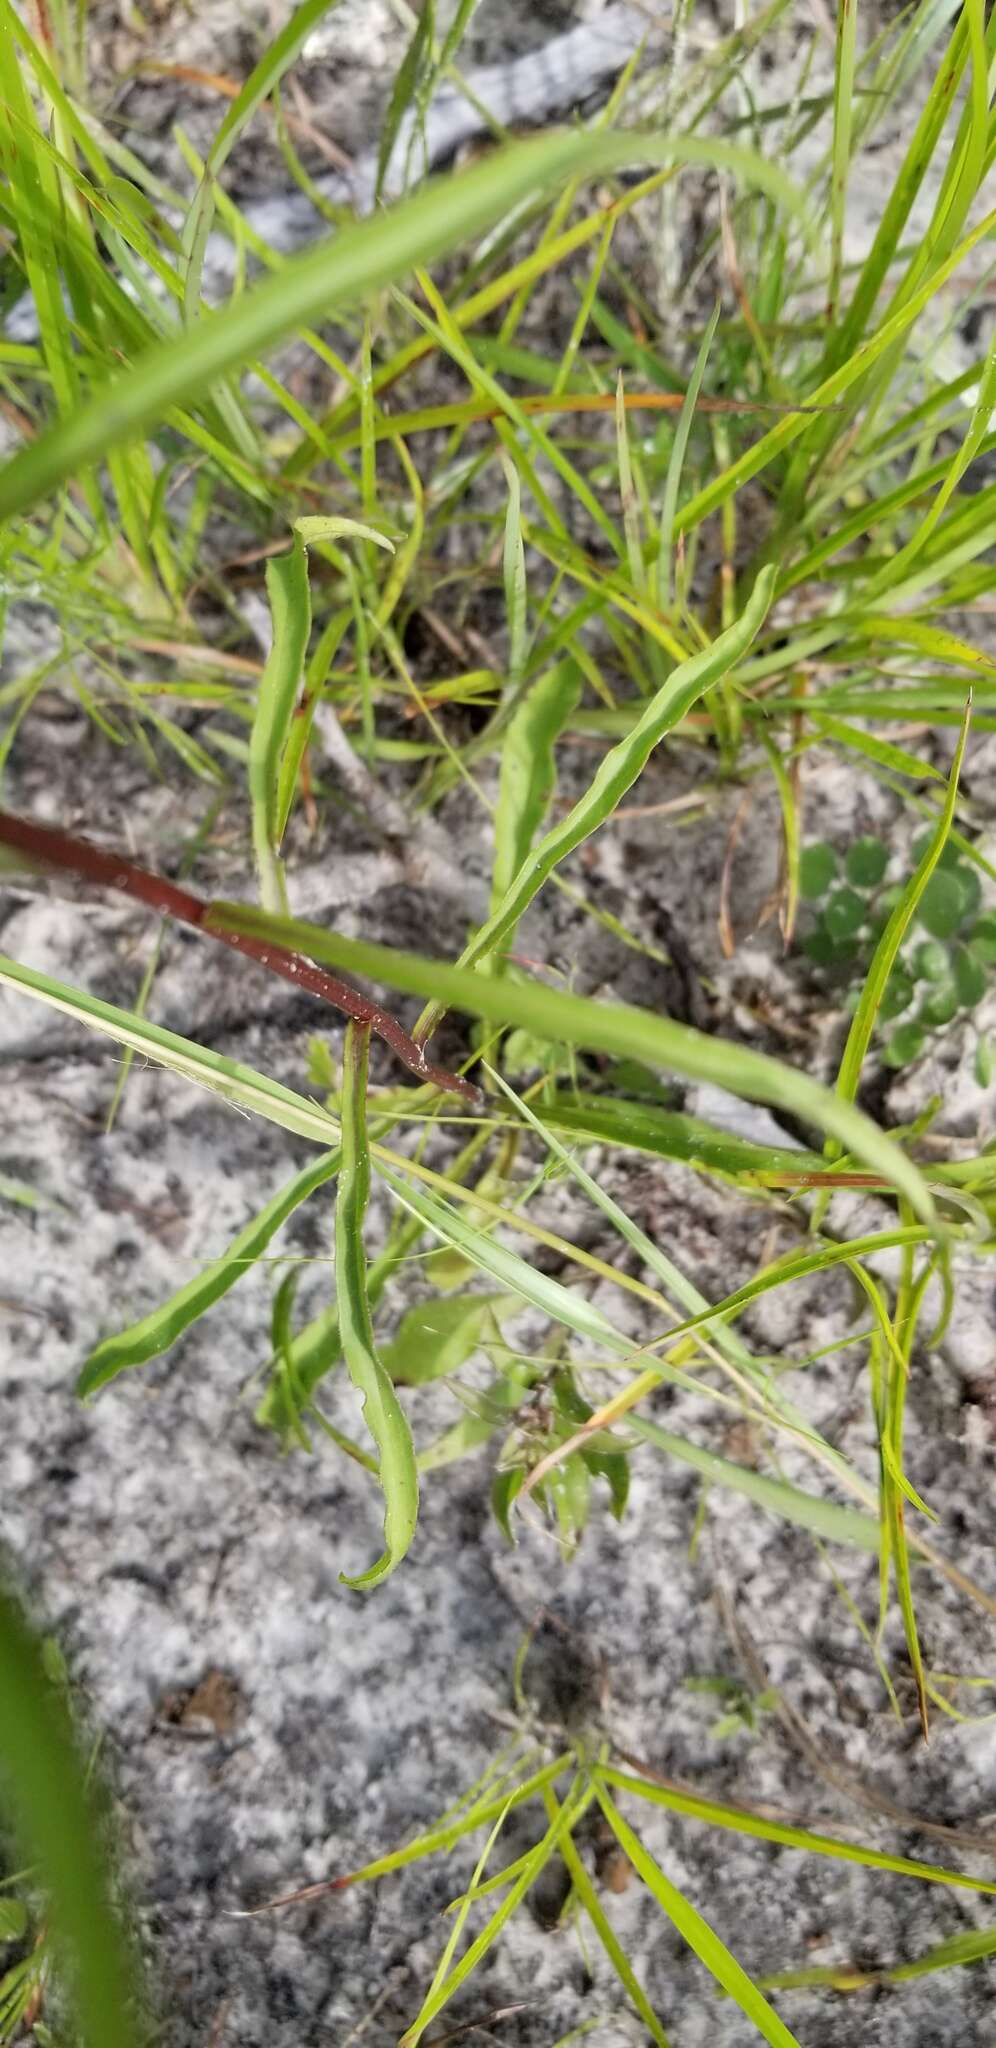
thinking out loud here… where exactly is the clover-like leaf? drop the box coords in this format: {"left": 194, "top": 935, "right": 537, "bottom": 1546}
{"left": 917, "top": 870, "right": 967, "bottom": 939}
{"left": 824, "top": 887, "right": 866, "bottom": 939}
{"left": 845, "top": 837, "right": 888, "bottom": 889}
{"left": 880, "top": 969, "right": 914, "bottom": 1020}
{"left": 798, "top": 842, "right": 837, "bottom": 899}
{"left": 884, "top": 1021, "right": 926, "bottom": 1067}
{"left": 913, "top": 940, "right": 949, "bottom": 983}
{"left": 919, "top": 984, "right": 958, "bottom": 1028}
{"left": 953, "top": 944, "right": 986, "bottom": 1010}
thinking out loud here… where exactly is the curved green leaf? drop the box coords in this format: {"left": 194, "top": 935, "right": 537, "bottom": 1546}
{"left": 78, "top": 1148, "right": 342, "bottom": 1399}
{"left": 0, "top": 1587, "right": 140, "bottom": 2048}
{"left": 336, "top": 1022, "right": 418, "bottom": 1588}
{"left": 207, "top": 906, "right": 936, "bottom": 1222}
{"left": 420, "top": 566, "right": 776, "bottom": 1018}
{"left": 0, "top": 130, "right": 808, "bottom": 522}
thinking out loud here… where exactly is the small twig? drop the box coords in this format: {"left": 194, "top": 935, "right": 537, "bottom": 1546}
{"left": 0, "top": 810, "right": 478, "bottom": 1102}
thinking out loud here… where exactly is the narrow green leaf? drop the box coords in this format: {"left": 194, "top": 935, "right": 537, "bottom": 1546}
{"left": 0, "top": 128, "right": 809, "bottom": 522}
{"left": 78, "top": 1148, "right": 341, "bottom": 1399}
{"left": 421, "top": 567, "right": 775, "bottom": 1014}
{"left": 375, "top": 0, "right": 432, "bottom": 203}
{"left": 591, "top": 1782, "right": 801, "bottom": 2048}
{"left": 0, "top": 954, "right": 343, "bottom": 1148}
{"left": 0, "top": 1901, "right": 29, "bottom": 1943}
{"left": 250, "top": 530, "right": 311, "bottom": 912}
{"left": 399, "top": 1773, "right": 592, "bottom": 2047}
{"left": 679, "top": 198, "right": 996, "bottom": 537}
{"left": 0, "top": 1588, "right": 140, "bottom": 2048}
{"left": 336, "top": 1022, "right": 419, "bottom": 1588}
{"left": 657, "top": 300, "right": 720, "bottom": 608}
{"left": 295, "top": 515, "right": 395, "bottom": 551}
{"left": 628, "top": 1418, "right": 881, "bottom": 1552}
{"left": 499, "top": 449, "right": 529, "bottom": 698}
{"left": 804, "top": 716, "right": 944, "bottom": 784}
{"left": 543, "top": 1095, "right": 821, "bottom": 1178}
{"left": 377, "top": 1162, "right": 633, "bottom": 1359}
{"left": 828, "top": 0, "right": 858, "bottom": 325}
{"left": 543, "top": 1783, "right": 671, "bottom": 2048}
{"left": 208, "top": 907, "right": 937, "bottom": 1221}
{"left": 597, "top": 1765, "right": 996, "bottom": 1897}
{"left": 489, "top": 660, "right": 581, "bottom": 922}
{"left": 183, "top": 0, "right": 342, "bottom": 308}
{"left": 833, "top": 702, "right": 970, "bottom": 1115}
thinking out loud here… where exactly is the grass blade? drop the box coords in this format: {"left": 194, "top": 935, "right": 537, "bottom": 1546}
{"left": 77, "top": 1149, "right": 342, "bottom": 1399}
{"left": 0, "top": 129, "right": 807, "bottom": 522}
{"left": 250, "top": 530, "right": 310, "bottom": 913}
{"left": 0, "top": 953, "right": 344, "bottom": 1147}
{"left": 182, "top": 0, "right": 343, "bottom": 308}
{"left": 488, "top": 659, "right": 581, "bottom": 929}
{"left": 336, "top": 1022, "right": 419, "bottom": 1588}
{"left": 627, "top": 1418, "right": 880, "bottom": 1552}
{"left": 399, "top": 1772, "right": 592, "bottom": 2047}
{"left": 827, "top": 0, "right": 857, "bottom": 326}
{"left": 591, "top": 1780, "right": 801, "bottom": 2048}
{"left": 417, "top": 566, "right": 776, "bottom": 1023}
{"left": 208, "top": 906, "right": 936, "bottom": 1219}
{"left": 0, "top": 1587, "right": 140, "bottom": 2048}
{"left": 597, "top": 1766, "right": 996, "bottom": 1897}
{"left": 542, "top": 1781, "right": 671, "bottom": 2048}
{"left": 376, "top": 1160, "right": 633, "bottom": 1358}
{"left": 832, "top": 699, "right": 970, "bottom": 1114}
{"left": 657, "top": 300, "right": 720, "bottom": 608}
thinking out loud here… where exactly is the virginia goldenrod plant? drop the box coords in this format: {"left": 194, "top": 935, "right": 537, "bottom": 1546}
{"left": 1, "top": 0, "right": 996, "bottom": 2037}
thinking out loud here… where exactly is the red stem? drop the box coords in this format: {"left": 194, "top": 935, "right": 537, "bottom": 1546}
{"left": 0, "top": 809, "right": 478, "bottom": 1102}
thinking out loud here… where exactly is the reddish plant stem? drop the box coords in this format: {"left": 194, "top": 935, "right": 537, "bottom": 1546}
{"left": 0, "top": 809, "right": 477, "bottom": 1102}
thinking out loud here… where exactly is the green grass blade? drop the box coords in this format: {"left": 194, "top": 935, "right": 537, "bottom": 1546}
{"left": 627, "top": 1418, "right": 880, "bottom": 1552}
{"left": 418, "top": 1802, "right": 514, "bottom": 2039}
{"left": 542, "top": 1782, "right": 671, "bottom": 2048}
{"left": 183, "top": 0, "right": 343, "bottom": 308}
{"left": 827, "top": 0, "right": 858, "bottom": 326}
{"left": 417, "top": 566, "right": 775, "bottom": 1023}
{"left": 250, "top": 530, "right": 311, "bottom": 912}
{"left": 872, "top": 1924, "right": 996, "bottom": 1984}
{"left": 657, "top": 300, "right": 720, "bottom": 609}
{"left": 823, "top": 7, "right": 971, "bottom": 374}
{"left": 597, "top": 1766, "right": 996, "bottom": 1897}
{"left": 331, "top": 1754, "right": 573, "bottom": 1887}
{"left": 543, "top": 1094, "right": 821, "bottom": 1178}
{"left": 0, "top": 1587, "right": 140, "bottom": 2048}
{"left": 833, "top": 701, "right": 970, "bottom": 1114}
{"left": 802, "top": 716, "right": 945, "bottom": 784}
{"left": 399, "top": 1772, "right": 592, "bottom": 2047}
{"left": 488, "top": 660, "right": 581, "bottom": 928}
{"left": 0, "top": 954, "right": 343, "bottom": 1148}
{"left": 638, "top": 1227, "right": 931, "bottom": 1349}
{"left": 0, "top": 130, "right": 807, "bottom": 523}
{"left": 208, "top": 907, "right": 936, "bottom": 1219}
{"left": 678, "top": 200, "right": 996, "bottom": 539}
{"left": 591, "top": 1781, "right": 801, "bottom": 2048}
{"left": 484, "top": 1064, "right": 769, "bottom": 1381}
{"left": 376, "top": 1161, "right": 633, "bottom": 1358}
{"left": 77, "top": 1149, "right": 342, "bottom": 1399}
{"left": 275, "top": 604, "right": 351, "bottom": 840}
{"left": 336, "top": 1022, "right": 419, "bottom": 1588}
{"left": 375, "top": 0, "right": 432, "bottom": 204}
{"left": 864, "top": 334, "right": 996, "bottom": 598}
{"left": 499, "top": 448, "right": 529, "bottom": 697}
